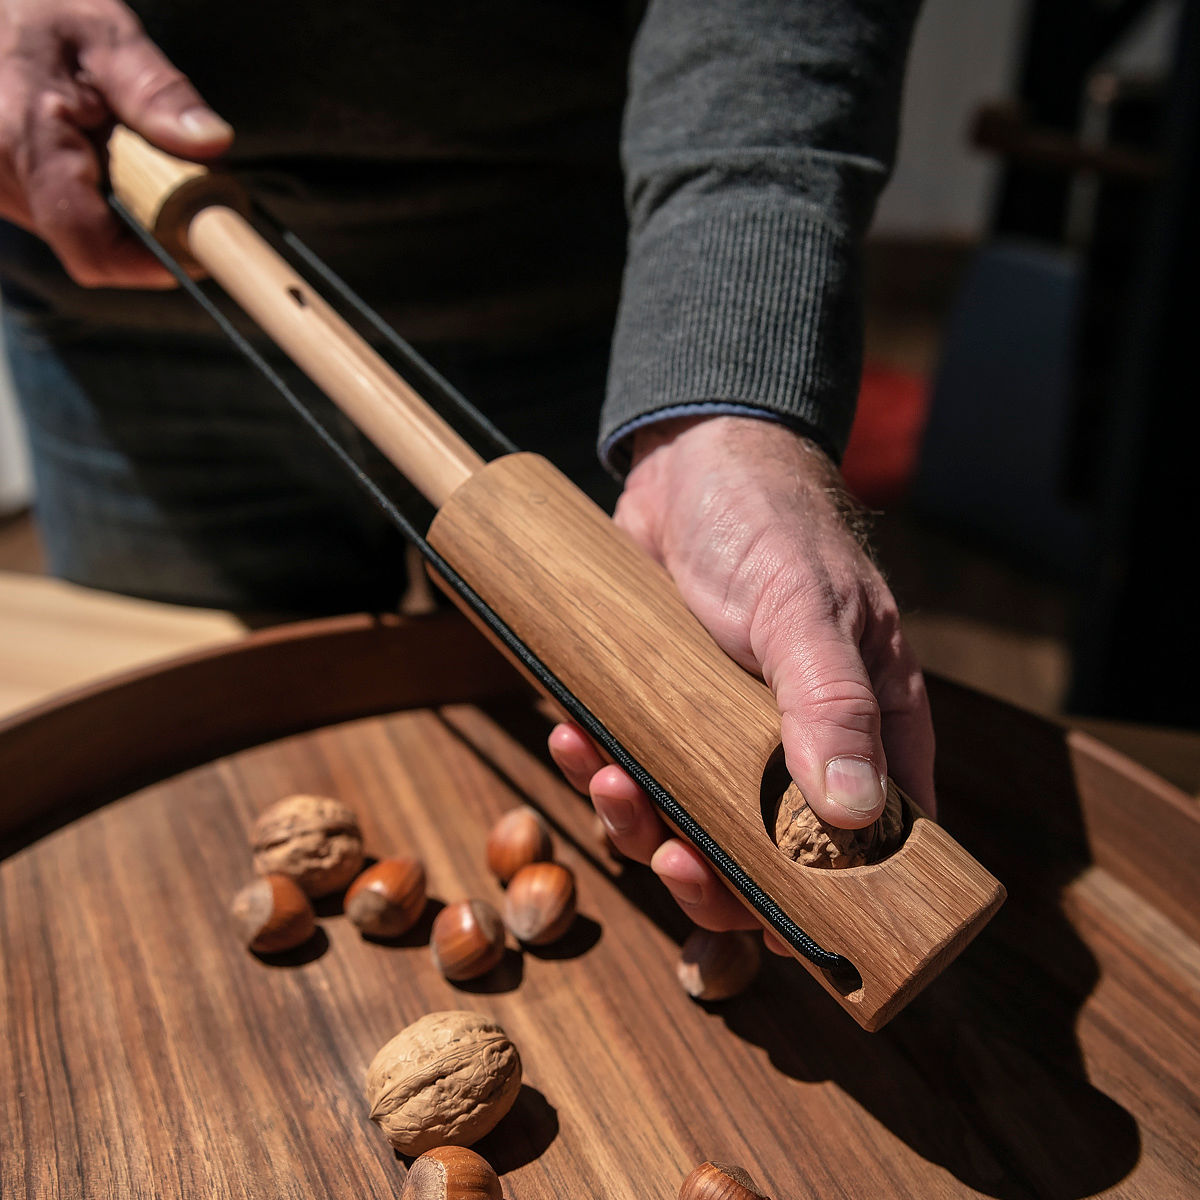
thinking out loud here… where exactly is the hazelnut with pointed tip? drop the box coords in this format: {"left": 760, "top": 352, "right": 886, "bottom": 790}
{"left": 486, "top": 805, "right": 553, "bottom": 884}
{"left": 401, "top": 1145, "right": 502, "bottom": 1200}
{"left": 679, "top": 1160, "right": 772, "bottom": 1200}
{"left": 345, "top": 857, "right": 427, "bottom": 938}
{"left": 230, "top": 874, "right": 316, "bottom": 954}
{"left": 677, "top": 928, "right": 761, "bottom": 1002}
{"left": 503, "top": 861, "right": 576, "bottom": 945}
{"left": 430, "top": 900, "right": 506, "bottom": 980}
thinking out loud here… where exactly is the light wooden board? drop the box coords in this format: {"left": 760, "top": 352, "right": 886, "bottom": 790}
{"left": 3, "top": 624, "right": 1199, "bottom": 1198}
{"left": 0, "top": 572, "right": 243, "bottom": 717}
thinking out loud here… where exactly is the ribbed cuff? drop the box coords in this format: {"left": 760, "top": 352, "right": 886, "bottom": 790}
{"left": 600, "top": 202, "right": 862, "bottom": 476}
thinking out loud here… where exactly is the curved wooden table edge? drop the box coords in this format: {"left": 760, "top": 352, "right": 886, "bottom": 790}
{"left": 926, "top": 674, "right": 1200, "bottom": 945}
{"left": 2, "top": 610, "right": 1198, "bottom": 947}
{"left": 0, "top": 610, "right": 528, "bottom": 853}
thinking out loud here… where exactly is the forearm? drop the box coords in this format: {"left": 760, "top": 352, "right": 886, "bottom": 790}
{"left": 601, "top": 0, "right": 922, "bottom": 473}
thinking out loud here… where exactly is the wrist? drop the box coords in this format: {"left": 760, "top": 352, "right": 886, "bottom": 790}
{"left": 622, "top": 412, "right": 872, "bottom": 555}
{"left": 628, "top": 412, "right": 836, "bottom": 483}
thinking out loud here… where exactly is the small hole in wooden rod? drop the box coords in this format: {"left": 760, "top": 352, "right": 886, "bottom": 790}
{"left": 287, "top": 286, "right": 306, "bottom": 307}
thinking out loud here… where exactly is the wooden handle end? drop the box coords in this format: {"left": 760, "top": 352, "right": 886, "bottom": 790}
{"left": 107, "top": 126, "right": 249, "bottom": 266}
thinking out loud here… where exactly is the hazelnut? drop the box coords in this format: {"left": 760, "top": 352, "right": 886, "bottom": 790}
{"left": 401, "top": 1145, "right": 502, "bottom": 1200}
{"left": 503, "top": 862, "right": 576, "bottom": 945}
{"left": 677, "top": 928, "right": 761, "bottom": 1002}
{"left": 366, "top": 1010, "right": 522, "bottom": 1155}
{"left": 679, "top": 1161, "right": 772, "bottom": 1200}
{"left": 485, "top": 805, "right": 553, "bottom": 884}
{"left": 251, "top": 794, "right": 364, "bottom": 897}
{"left": 230, "top": 874, "right": 316, "bottom": 954}
{"left": 346, "top": 857, "right": 427, "bottom": 938}
{"left": 430, "top": 900, "right": 506, "bottom": 981}
{"left": 773, "top": 780, "right": 904, "bottom": 869}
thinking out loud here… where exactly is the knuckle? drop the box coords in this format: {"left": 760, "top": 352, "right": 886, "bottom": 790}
{"left": 71, "top": 4, "right": 146, "bottom": 48}
{"left": 755, "top": 544, "right": 875, "bottom": 631}
{"left": 874, "top": 668, "right": 927, "bottom": 720}
{"left": 128, "top": 64, "right": 191, "bottom": 111}
{"left": 74, "top": 14, "right": 196, "bottom": 108}
{"left": 32, "top": 86, "right": 73, "bottom": 126}
{"left": 753, "top": 573, "right": 872, "bottom": 679}
{"left": 63, "top": 257, "right": 106, "bottom": 287}
{"left": 793, "top": 675, "right": 881, "bottom": 733}
{"left": 761, "top": 567, "right": 841, "bottom": 627}
{"left": 812, "top": 684, "right": 881, "bottom": 722}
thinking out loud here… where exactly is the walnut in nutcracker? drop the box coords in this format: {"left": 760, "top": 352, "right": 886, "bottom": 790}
{"left": 251, "top": 794, "right": 364, "bottom": 897}
{"left": 365, "top": 1011, "right": 522, "bottom": 1155}
{"left": 773, "top": 779, "right": 905, "bottom": 869}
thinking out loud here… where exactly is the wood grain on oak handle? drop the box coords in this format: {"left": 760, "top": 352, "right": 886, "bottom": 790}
{"left": 106, "top": 126, "right": 1005, "bottom": 1029}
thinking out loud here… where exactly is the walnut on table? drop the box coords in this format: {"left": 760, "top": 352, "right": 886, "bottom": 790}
{"left": 251, "top": 794, "right": 364, "bottom": 897}
{"left": 365, "top": 1011, "right": 522, "bottom": 1156}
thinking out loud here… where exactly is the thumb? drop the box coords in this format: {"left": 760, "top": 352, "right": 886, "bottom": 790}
{"left": 77, "top": 21, "right": 232, "bottom": 156}
{"left": 759, "top": 612, "right": 887, "bottom": 831}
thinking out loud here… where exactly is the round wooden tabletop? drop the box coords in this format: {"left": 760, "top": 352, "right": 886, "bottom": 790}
{"left": 2, "top": 612, "right": 1198, "bottom": 1198}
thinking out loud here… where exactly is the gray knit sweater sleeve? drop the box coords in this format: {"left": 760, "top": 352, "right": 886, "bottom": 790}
{"left": 600, "top": 0, "right": 921, "bottom": 474}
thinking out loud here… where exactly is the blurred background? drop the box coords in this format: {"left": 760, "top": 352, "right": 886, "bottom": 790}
{"left": 1, "top": 0, "right": 1196, "bottom": 789}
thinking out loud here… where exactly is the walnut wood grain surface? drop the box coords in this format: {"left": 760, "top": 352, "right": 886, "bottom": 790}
{"left": 3, "top": 620, "right": 1199, "bottom": 1199}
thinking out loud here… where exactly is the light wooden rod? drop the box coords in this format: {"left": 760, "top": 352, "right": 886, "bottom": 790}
{"left": 185, "top": 208, "right": 483, "bottom": 507}
{"left": 108, "top": 127, "right": 483, "bottom": 507}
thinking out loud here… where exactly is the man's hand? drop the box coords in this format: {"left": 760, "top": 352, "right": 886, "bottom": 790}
{"left": 0, "top": 0, "right": 231, "bottom": 287}
{"left": 549, "top": 415, "right": 935, "bottom": 942}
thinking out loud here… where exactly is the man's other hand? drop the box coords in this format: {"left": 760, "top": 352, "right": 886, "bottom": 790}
{"left": 0, "top": 0, "right": 231, "bottom": 287}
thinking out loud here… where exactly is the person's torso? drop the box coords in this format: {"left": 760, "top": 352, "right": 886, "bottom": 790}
{"left": 1, "top": 2, "right": 642, "bottom": 346}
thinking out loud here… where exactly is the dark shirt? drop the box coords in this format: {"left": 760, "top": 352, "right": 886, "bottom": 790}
{"left": 0, "top": 0, "right": 919, "bottom": 472}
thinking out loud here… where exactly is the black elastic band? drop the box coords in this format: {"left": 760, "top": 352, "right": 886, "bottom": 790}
{"left": 252, "top": 201, "right": 518, "bottom": 460}
{"left": 109, "top": 194, "right": 849, "bottom": 973}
